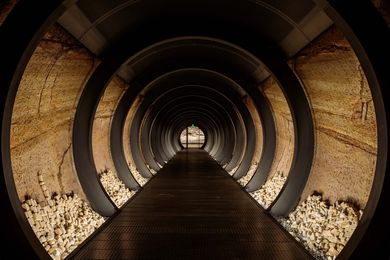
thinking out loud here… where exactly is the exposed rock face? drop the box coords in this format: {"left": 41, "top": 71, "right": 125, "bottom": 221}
{"left": 10, "top": 25, "right": 109, "bottom": 259}
{"left": 243, "top": 97, "right": 263, "bottom": 171}
{"left": 99, "top": 170, "right": 136, "bottom": 207}
{"left": 250, "top": 171, "right": 286, "bottom": 209}
{"left": 146, "top": 164, "right": 157, "bottom": 174}
{"left": 11, "top": 24, "right": 97, "bottom": 202}
{"left": 278, "top": 194, "right": 361, "bottom": 260}
{"left": 92, "top": 76, "right": 128, "bottom": 174}
{"left": 122, "top": 95, "right": 144, "bottom": 177}
{"left": 128, "top": 163, "right": 148, "bottom": 187}
{"left": 292, "top": 26, "right": 377, "bottom": 208}
{"left": 251, "top": 26, "right": 377, "bottom": 260}
{"left": 237, "top": 163, "right": 258, "bottom": 186}
{"left": 258, "top": 26, "right": 378, "bottom": 211}
{"left": 261, "top": 77, "right": 294, "bottom": 181}
{"left": 228, "top": 165, "right": 239, "bottom": 176}
{"left": 22, "top": 172, "right": 104, "bottom": 260}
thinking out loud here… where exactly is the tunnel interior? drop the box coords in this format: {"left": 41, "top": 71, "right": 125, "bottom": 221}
{"left": 179, "top": 126, "right": 205, "bottom": 149}
{"left": 1, "top": 0, "right": 389, "bottom": 259}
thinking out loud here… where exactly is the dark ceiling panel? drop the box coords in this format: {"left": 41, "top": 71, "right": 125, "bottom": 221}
{"left": 256, "top": 0, "right": 315, "bottom": 23}
{"left": 77, "top": 0, "right": 130, "bottom": 22}
{"left": 128, "top": 39, "right": 259, "bottom": 75}
{"left": 93, "top": 0, "right": 293, "bottom": 45}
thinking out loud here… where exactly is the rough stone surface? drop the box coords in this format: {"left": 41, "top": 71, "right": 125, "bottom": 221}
{"left": 92, "top": 76, "right": 128, "bottom": 173}
{"left": 237, "top": 163, "right": 258, "bottom": 186}
{"left": 292, "top": 26, "right": 377, "bottom": 208}
{"left": 278, "top": 194, "right": 361, "bottom": 260}
{"left": 11, "top": 24, "right": 98, "bottom": 202}
{"left": 243, "top": 96, "right": 263, "bottom": 174}
{"left": 146, "top": 164, "right": 157, "bottom": 175}
{"left": 123, "top": 96, "right": 146, "bottom": 179}
{"left": 120, "top": 95, "right": 155, "bottom": 181}
{"left": 261, "top": 77, "right": 294, "bottom": 180}
{"left": 128, "top": 163, "right": 148, "bottom": 187}
{"left": 250, "top": 171, "right": 286, "bottom": 209}
{"left": 228, "top": 165, "right": 239, "bottom": 176}
{"left": 23, "top": 172, "right": 104, "bottom": 260}
{"left": 253, "top": 26, "right": 377, "bottom": 257}
{"left": 99, "top": 170, "right": 135, "bottom": 207}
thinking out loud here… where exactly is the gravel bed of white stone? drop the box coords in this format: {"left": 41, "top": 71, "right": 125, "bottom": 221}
{"left": 146, "top": 164, "right": 157, "bottom": 174}
{"left": 128, "top": 163, "right": 148, "bottom": 187}
{"left": 22, "top": 173, "right": 105, "bottom": 259}
{"left": 237, "top": 163, "right": 258, "bottom": 186}
{"left": 277, "top": 194, "right": 361, "bottom": 260}
{"left": 99, "top": 170, "right": 136, "bottom": 207}
{"left": 250, "top": 171, "right": 286, "bottom": 209}
{"left": 228, "top": 165, "right": 239, "bottom": 175}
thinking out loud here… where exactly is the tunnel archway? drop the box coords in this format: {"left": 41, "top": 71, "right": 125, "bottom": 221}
{"left": 179, "top": 125, "right": 206, "bottom": 149}
{"left": 0, "top": 0, "right": 389, "bottom": 259}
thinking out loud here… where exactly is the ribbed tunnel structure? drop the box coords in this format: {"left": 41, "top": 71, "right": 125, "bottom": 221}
{"left": 0, "top": 0, "right": 389, "bottom": 259}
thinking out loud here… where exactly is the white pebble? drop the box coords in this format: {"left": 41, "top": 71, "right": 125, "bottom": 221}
{"left": 146, "top": 164, "right": 157, "bottom": 174}
{"left": 128, "top": 164, "right": 149, "bottom": 186}
{"left": 21, "top": 174, "right": 105, "bottom": 259}
{"left": 228, "top": 165, "right": 239, "bottom": 175}
{"left": 249, "top": 171, "right": 287, "bottom": 209}
{"left": 277, "top": 194, "right": 360, "bottom": 260}
{"left": 237, "top": 163, "right": 258, "bottom": 186}
{"left": 99, "top": 169, "right": 136, "bottom": 207}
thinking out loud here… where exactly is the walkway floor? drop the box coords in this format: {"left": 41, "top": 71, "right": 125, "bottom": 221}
{"left": 73, "top": 149, "right": 312, "bottom": 259}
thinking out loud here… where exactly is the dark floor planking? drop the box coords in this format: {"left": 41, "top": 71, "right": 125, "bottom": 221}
{"left": 72, "top": 149, "right": 313, "bottom": 260}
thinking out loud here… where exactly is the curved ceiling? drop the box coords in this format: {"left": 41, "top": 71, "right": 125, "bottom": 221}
{"left": 59, "top": 0, "right": 332, "bottom": 77}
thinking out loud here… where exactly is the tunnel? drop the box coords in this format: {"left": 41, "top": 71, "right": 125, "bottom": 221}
{"left": 0, "top": 0, "right": 389, "bottom": 259}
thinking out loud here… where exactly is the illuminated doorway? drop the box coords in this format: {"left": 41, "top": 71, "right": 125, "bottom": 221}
{"left": 180, "top": 125, "right": 205, "bottom": 149}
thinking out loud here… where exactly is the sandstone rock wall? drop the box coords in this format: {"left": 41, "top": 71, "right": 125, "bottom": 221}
{"left": 261, "top": 77, "right": 294, "bottom": 180}
{"left": 123, "top": 95, "right": 143, "bottom": 169}
{"left": 236, "top": 96, "right": 263, "bottom": 185}
{"left": 92, "top": 76, "right": 128, "bottom": 174}
{"left": 257, "top": 26, "right": 377, "bottom": 209}
{"left": 292, "top": 26, "right": 377, "bottom": 208}
{"left": 11, "top": 24, "right": 98, "bottom": 202}
{"left": 243, "top": 96, "right": 263, "bottom": 167}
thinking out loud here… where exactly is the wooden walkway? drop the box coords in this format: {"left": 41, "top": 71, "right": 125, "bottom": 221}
{"left": 73, "top": 149, "right": 312, "bottom": 259}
